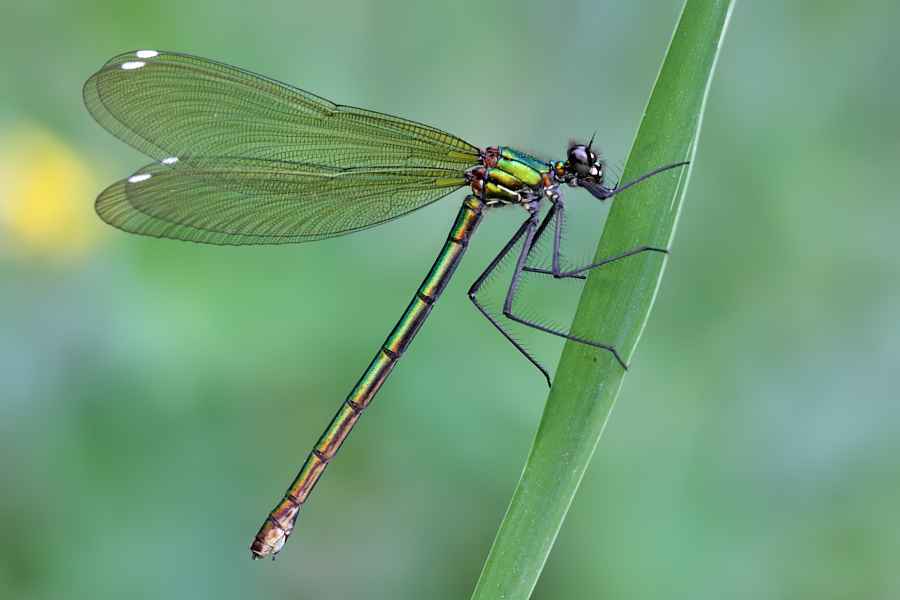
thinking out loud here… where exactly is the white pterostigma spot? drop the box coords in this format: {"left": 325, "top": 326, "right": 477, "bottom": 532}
{"left": 121, "top": 61, "right": 146, "bottom": 70}
{"left": 127, "top": 173, "right": 152, "bottom": 183}
{"left": 135, "top": 50, "right": 159, "bottom": 59}
{"left": 161, "top": 157, "right": 179, "bottom": 165}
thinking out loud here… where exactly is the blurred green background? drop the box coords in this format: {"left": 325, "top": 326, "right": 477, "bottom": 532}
{"left": 1, "top": 0, "right": 898, "bottom": 598}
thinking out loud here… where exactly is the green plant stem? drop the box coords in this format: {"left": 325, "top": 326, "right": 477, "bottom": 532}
{"left": 471, "top": 1, "right": 735, "bottom": 598}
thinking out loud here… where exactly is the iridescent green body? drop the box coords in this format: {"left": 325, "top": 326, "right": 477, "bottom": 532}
{"left": 251, "top": 152, "right": 559, "bottom": 556}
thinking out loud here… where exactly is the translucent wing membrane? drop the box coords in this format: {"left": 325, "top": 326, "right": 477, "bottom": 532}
{"left": 97, "top": 162, "right": 466, "bottom": 244}
{"left": 84, "top": 50, "right": 480, "bottom": 243}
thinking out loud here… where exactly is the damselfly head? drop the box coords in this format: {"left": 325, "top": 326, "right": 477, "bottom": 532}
{"left": 564, "top": 143, "right": 604, "bottom": 181}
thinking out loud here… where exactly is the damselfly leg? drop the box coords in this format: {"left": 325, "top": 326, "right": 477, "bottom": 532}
{"left": 469, "top": 161, "right": 687, "bottom": 380}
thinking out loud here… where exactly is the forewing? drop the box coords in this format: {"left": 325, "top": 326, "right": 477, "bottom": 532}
{"left": 84, "top": 50, "right": 481, "bottom": 178}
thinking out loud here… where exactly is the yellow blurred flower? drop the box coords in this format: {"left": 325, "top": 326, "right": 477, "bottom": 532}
{"left": 0, "top": 124, "right": 100, "bottom": 261}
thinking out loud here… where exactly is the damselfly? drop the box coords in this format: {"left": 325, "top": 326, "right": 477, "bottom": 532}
{"left": 84, "top": 50, "right": 687, "bottom": 559}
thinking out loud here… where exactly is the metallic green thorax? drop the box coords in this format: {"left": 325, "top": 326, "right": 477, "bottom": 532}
{"left": 480, "top": 147, "right": 553, "bottom": 206}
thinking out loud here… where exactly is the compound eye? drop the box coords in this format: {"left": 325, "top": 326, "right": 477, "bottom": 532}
{"left": 567, "top": 145, "right": 592, "bottom": 176}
